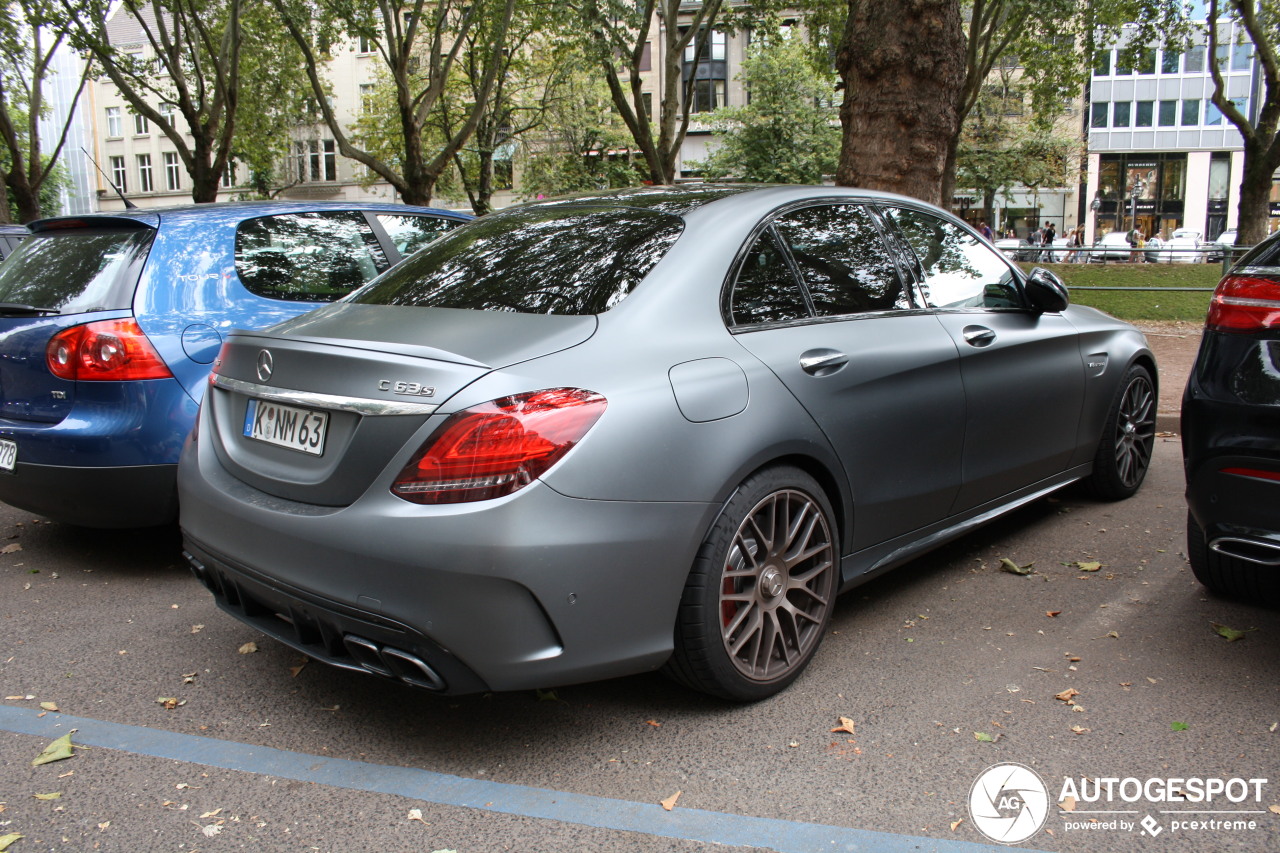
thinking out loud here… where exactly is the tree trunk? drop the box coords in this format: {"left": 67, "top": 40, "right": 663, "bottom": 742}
{"left": 1236, "top": 139, "right": 1280, "bottom": 246}
{"left": 834, "top": 0, "right": 966, "bottom": 206}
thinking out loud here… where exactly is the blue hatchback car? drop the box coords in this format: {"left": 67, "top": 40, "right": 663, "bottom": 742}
{"left": 0, "top": 201, "right": 469, "bottom": 527}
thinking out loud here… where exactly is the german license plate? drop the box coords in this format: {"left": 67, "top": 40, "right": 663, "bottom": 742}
{"left": 243, "top": 399, "right": 328, "bottom": 455}
{"left": 0, "top": 438, "right": 15, "bottom": 472}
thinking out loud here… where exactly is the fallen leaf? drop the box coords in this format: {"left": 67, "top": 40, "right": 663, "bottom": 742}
{"left": 1269, "top": 804, "right": 1280, "bottom": 815}
{"left": 950, "top": 818, "right": 964, "bottom": 831}
{"left": 1171, "top": 721, "right": 1189, "bottom": 731}
{"left": 1046, "top": 611, "right": 1061, "bottom": 618}
{"left": 1070, "top": 725, "right": 1090, "bottom": 734}
{"left": 97, "top": 821, "right": 110, "bottom": 831}
{"left": 0, "top": 833, "right": 23, "bottom": 852}
{"left": 1210, "top": 622, "right": 1252, "bottom": 642}
{"left": 1000, "top": 558, "right": 1034, "bottom": 575}
{"left": 199, "top": 809, "right": 222, "bottom": 819}
{"left": 645, "top": 720, "right": 661, "bottom": 727}
{"left": 39, "top": 702, "right": 58, "bottom": 712}
{"left": 156, "top": 697, "right": 186, "bottom": 710}
{"left": 535, "top": 688, "right": 558, "bottom": 702}
{"left": 32, "top": 731, "right": 76, "bottom": 766}
{"left": 974, "top": 732, "right": 995, "bottom": 742}
{"left": 238, "top": 642, "right": 258, "bottom": 654}
{"left": 191, "top": 624, "right": 204, "bottom": 634}
{"left": 660, "top": 790, "right": 682, "bottom": 811}
{"left": 1055, "top": 688, "right": 1080, "bottom": 703}
{"left": 1074, "top": 561, "right": 1101, "bottom": 572}
{"left": 182, "top": 672, "right": 198, "bottom": 684}
{"left": 289, "top": 658, "right": 309, "bottom": 678}
{"left": 1060, "top": 796, "right": 1077, "bottom": 811}
{"left": 407, "top": 808, "right": 426, "bottom": 823}
{"left": 200, "top": 824, "right": 222, "bottom": 838}
{"left": 34, "top": 792, "right": 61, "bottom": 800}
{"left": 830, "top": 717, "right": 856, "bottom": 735}
{"left": 0, "top": 543, "right": 22, "bottom": 554}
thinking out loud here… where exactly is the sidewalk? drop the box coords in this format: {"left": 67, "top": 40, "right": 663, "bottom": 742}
{"left": 1134, "top": 320, "right": 1202, "bottom": 433}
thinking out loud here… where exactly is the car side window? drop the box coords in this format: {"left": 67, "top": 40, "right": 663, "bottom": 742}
{"left": 880, "top": 207, "right": 1021, "bottom": 309}
{"left": 235, "top": 211, "right": 389, "bottom": 303}
{"left": 772, "top": 204, "right": 909, "bottom": 317}
{"left": 376, "top": 213, "right": 459, "bottom": 257}
{"left": 728, "top": 227, "right": 811, "bottom": 327}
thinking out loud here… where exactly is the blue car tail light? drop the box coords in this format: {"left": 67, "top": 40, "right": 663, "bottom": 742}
{"left": 46, "top": 319, "right": 174, "bottom": 381}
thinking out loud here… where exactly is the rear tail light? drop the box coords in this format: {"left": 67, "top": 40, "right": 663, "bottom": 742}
{"left": 391, "top": 388, "right": 607, "bottom": 504}
{"left": 46, "top": 319, "right": 173, "bottom": 381}
{"left": 1206, "top": 274, "right": 1280, "bottom": 331}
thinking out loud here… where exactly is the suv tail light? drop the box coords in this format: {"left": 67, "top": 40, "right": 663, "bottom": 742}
{"left": 46, "top": 319, "right": 173, "bottom": 381}
{"left": 391, "top": 388, "right": 607, "bottom": 505}
{"left": 1206, "top": 274, "right": 1280, "bottom": 331}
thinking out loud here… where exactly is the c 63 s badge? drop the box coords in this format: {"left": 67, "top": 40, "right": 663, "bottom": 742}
{"left": 378, "top": 380, "right": 436, "bottom": 398}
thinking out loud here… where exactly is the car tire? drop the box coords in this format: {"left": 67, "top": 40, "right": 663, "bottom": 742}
{"left": 1082, "top": 363, "right": 1156, "bottom": 501}
{"left": 1187, "top": 513, "right": 1280, "bottom": 602}
{"left": 665, "top": 466, "right": 838, "bottom": 701}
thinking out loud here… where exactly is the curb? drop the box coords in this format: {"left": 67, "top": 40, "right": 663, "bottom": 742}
{"left": 1156, "top": 412, "right": 1180, "bottom": 434}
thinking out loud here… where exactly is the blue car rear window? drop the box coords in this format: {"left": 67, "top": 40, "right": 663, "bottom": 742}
{"left": 349, "top": 207, "right": 684, "bottom": 315}
{"left": 0, "top": 227, "right": 153, "bottom": 314}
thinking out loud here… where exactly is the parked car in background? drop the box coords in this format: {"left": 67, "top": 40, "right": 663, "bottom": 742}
{"left": 0, "top": 202, "right": 470, "bottom": 527}
{"left": 1183, "top": 232, "right": 1280, "bottom": 603}
{"left": 995, "top": 237, "right": 1036, "bottom": 261}
{"left": 0, "top": 224, "right": 28, "bottom": 261}
{"left": 1090, "top": 230, "right": 1133, "bottom": 261}
{"left": 1164, "top": 228, "right": 1207, "bottom": 263}
{"left": 179, "top": 185, "right": 1157, "bottom": 702}
{"left": 1207, "top": 228, "right": 1238, "bottom": 263}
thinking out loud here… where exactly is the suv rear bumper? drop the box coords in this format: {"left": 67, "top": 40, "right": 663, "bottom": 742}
{"left": 0, "top": 461, "right": 178, "bottom": 527}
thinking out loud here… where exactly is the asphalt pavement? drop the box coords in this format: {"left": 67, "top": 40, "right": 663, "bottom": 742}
{"left": 1, "top": 437, "right": 1278, "bottom": 852}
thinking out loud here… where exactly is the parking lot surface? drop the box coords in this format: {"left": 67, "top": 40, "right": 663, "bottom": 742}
{"left": 1, "top": 438, "right": 1278, "bottom": 852}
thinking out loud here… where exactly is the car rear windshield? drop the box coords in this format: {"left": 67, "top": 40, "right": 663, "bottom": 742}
{"left": 349, "top": 206, "right": 684, "bottom": 315}
{"left": 0, "top": 226, "right": 153, "bottom": 314}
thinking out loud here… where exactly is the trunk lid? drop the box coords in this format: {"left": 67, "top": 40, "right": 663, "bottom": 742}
{"left": 0, "top": 220, "right": 155, "bottom": 423}
{"left": 206, "top": 304, "right": 597, "bottom": 505}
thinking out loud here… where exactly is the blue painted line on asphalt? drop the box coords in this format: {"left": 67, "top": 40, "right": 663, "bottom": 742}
{"left": 1, "top": 704, "right": 1037, "bottom": 853}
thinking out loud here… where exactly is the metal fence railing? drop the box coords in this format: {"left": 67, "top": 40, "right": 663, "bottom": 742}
{"left": 1000, "top": 243, "right": 1254, "bottom": 284}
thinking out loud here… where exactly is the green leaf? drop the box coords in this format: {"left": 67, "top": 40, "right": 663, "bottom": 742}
{"left": 0, "top": 832, "right": 24, "bottom": 852}
{"left": 1210, "top": 622, "right": 1252, "bottom": 642}
{"left": 974, "top": 732, "right": 995, "bottom": 742}
{"left": 1000, "top": 558, "right": 1034, "bottom": 575}
{"left": 1171, "top": 721, "right": 1189, "bottom": 732}
{"left": 33, "top": 792, "right": 61, "bottom": 800}
{"left": 535, "top": 689, "right": 559, "bottom": 702}
{"left": 1074, "top": 561, "right": 1102, "bottom": 572}
{"left": 31, "top": 731, "right": 75, "bottom": 766}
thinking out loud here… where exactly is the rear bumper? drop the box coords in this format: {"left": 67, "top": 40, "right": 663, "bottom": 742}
{"left": 0, "top": 461, "right": 177, "bottom": 527}
{"left": 178, "top": 434, "right": 720, "bottom": 694}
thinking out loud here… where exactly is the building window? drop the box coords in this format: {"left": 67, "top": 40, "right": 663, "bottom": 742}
{"left": 1091, "top": 102, "right": 1108, "bottom": 128}
{"left": 1182, "top": 99, "right": 1200, "bottom": 125}
{"left": 222, "top": 160, "right": 236, "bottom": 189}
{"left": 109, "top": 156, "right": 127, "bottom": 193}
{"left": 159, "top": 102, "right": 175, "bottom": 124}
{"left": 137, "top": 154, "right": 153, "bottom": 193}
{"left": 685, "top": 29, "right": 727, "bottom": 62}
{"left": 358, "top": 35, "right": 373, "bottom": 53}
{"left": 289, "top": 139, "right": 337, "bottom": 182}
{"left": 105, "top": 107, "right": 122, "bottom": 137}
{"left": 1161, "top": 51, "right": 1180, "bottom": 73}
{"left": 1136, "top": 49, "right": 1156, "bottom": 74}
{"left": 164, "top": 152, "right": 181, "bottom": 191}
{"left": 1232, "top": 44, "right": 1252, "bottom": 71}
{"left": 1158, "top": 100, "right": 1178, "bottom": 126}
{"left": 691, "top": 79, "right": 727, "bottom": 113}
{"left": 1113, "top": 101, "right": 1132, "bottom": 127}
{"left": 134, "top": 112, "right": 149, "bottom": 135}
{"left": 682, "top": 29, "right": 728, "bottom": 114}
{"left": 1093, "top": 50, "right": 1111, "bottom": 76}
{"left": 1136, "top": 101, "right": 1154, "bottom": 126}
{"left": 360, "top": 84, "right": 376, "bottom": 114}
{"left": 1184, "top": 45, "right": 1205, "bottom": 73}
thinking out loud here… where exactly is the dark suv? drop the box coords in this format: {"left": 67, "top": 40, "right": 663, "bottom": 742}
{"left": 1182, "top": 232, "right": 1280, "bottom": 601}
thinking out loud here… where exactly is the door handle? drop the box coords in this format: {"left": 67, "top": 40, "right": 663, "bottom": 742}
{"left": 799, "top": 348, "right": 848, "bottom": 376}
{"left": 962, "top": 326, "right": 996, "bottom": 347}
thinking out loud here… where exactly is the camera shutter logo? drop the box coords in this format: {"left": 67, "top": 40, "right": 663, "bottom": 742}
{"left": 968, "top": 762, "right": 1050, "bottom": 844}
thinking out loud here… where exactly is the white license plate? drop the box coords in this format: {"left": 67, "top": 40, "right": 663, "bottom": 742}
{"left": 243, "top": 399, "right": 328, "bottom": 456}
{"left": 0, "top": 438, "right": 15, "bottom": 472}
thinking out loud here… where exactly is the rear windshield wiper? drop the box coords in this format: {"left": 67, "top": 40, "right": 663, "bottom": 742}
{"left": 0, "top": 302, "right": 60, "bottom": 317}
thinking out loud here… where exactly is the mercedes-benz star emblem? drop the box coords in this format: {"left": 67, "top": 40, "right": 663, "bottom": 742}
{"left": 256, "top": 349, "right": 274, "bottom": 382}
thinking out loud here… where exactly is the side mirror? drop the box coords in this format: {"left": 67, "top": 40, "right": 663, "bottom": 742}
{"left": 1025, "top": 267, "right": 1069, "bottom": 313}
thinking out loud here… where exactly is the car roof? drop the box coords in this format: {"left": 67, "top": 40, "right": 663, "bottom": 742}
{"left": 25, "top": 200, "right": 470, "bottom": 234}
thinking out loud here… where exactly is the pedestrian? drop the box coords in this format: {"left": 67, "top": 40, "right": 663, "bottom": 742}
{"left": 1064, "top": 227, "right": 1081, "bottom": 263}
{"left": 978, "top": 220, "right": 994, "bottom": 241}
{"left": 1041, "top": 222, "right": 1057, "bottom": 260}
{"left": 1127, "top": 226, "right": 1143, "bottom": 263}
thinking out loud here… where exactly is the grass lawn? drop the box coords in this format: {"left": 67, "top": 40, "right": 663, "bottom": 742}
{"left": 1015, "top": 261, "right": 1220, "bottom": 322}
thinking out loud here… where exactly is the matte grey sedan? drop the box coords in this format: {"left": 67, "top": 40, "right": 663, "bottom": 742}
{"left": 178, "top": 185, "right": 1157, "bottom": 701}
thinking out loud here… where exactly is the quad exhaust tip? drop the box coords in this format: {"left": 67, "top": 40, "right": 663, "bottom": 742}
{"left": 343, "top": 634, "right": 447, "bottom": 691}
